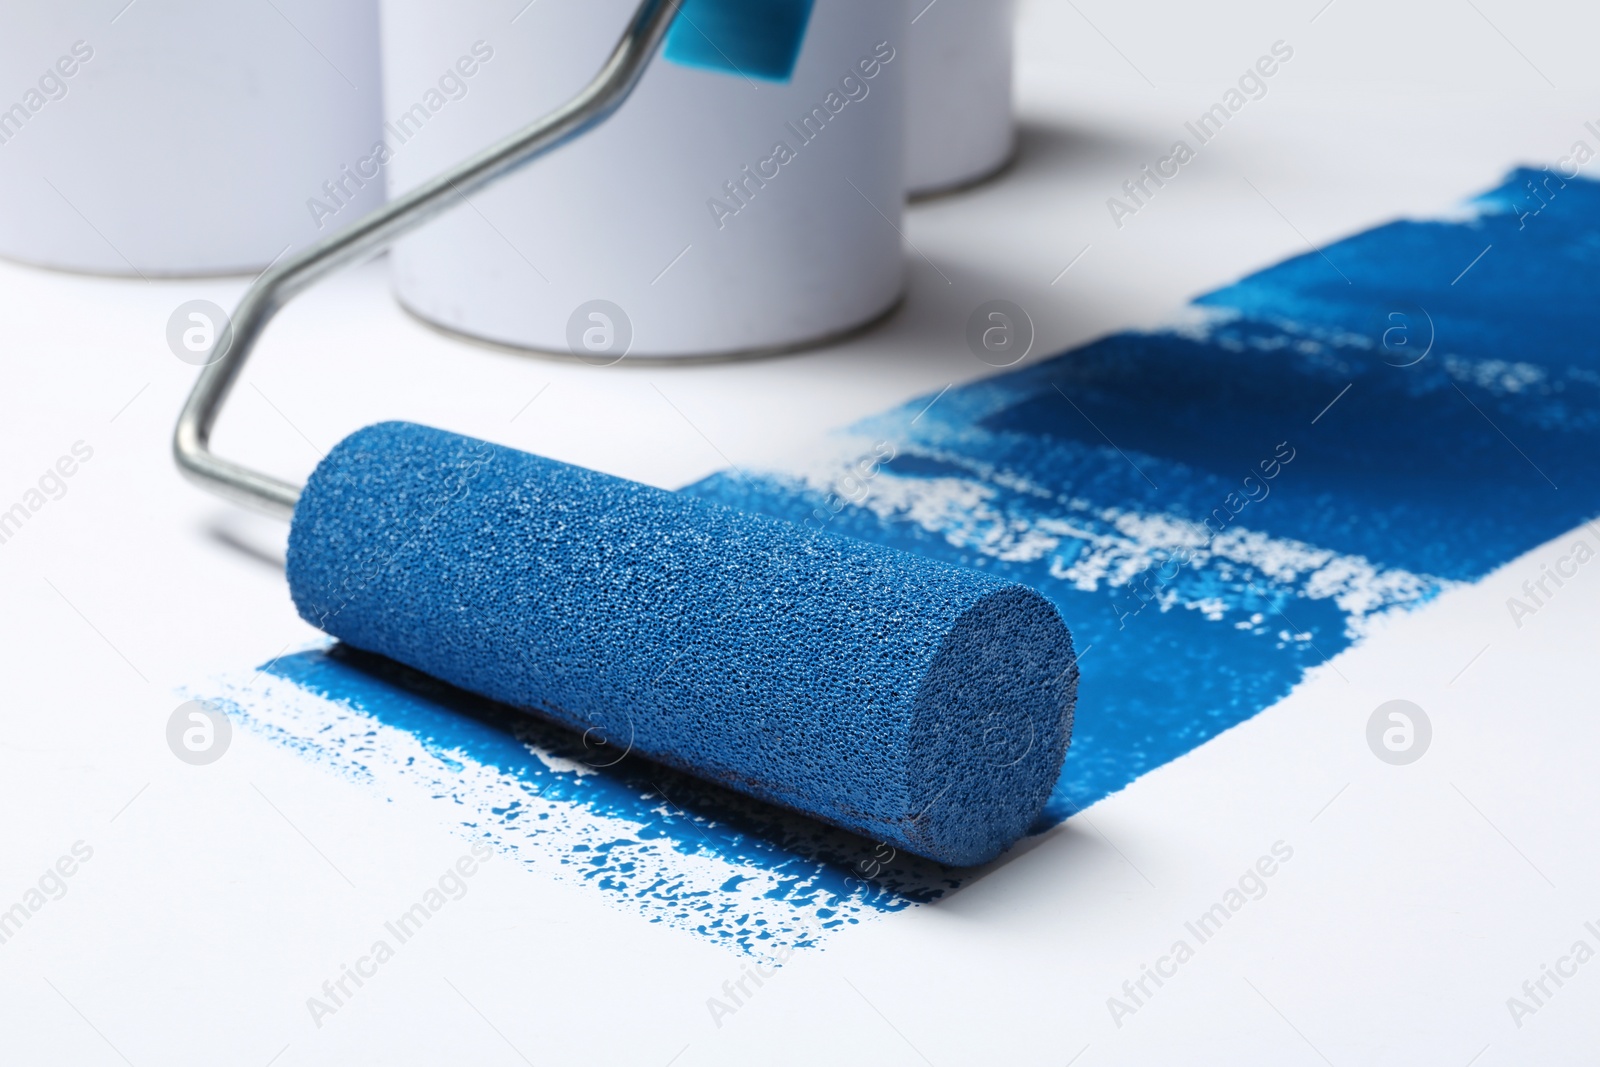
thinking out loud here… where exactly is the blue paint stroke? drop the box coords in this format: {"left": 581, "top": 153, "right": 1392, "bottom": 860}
{"left": 663, "top": 0, "right": 815, "bottom": 82}
{"left": 687, "top": 168, "right": 1600, "bottom": 823}
{"left": 208, "top": 168, "right": 1600, "bottom": 956}
{"left": 215, "top": 643, "right": 955, "bottom": 959}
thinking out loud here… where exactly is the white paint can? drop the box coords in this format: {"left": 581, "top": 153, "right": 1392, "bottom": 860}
{"left": 906, "top": 0, "right": 1015, "bottom": 197}
{"left": 0, "top": 0, "right": 382, "bottom": 276}
{"left": 380, "top": 0, "right": 907, "bottom": 360}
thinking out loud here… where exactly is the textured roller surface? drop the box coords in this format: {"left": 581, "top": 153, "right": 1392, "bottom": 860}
{"left": 287, "top": 422, "right": 1078, "bottom": 866}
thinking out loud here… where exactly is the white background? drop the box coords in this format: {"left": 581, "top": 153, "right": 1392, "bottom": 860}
{"left": 1, "top": 0, "right": 1597, "bottom": 1063}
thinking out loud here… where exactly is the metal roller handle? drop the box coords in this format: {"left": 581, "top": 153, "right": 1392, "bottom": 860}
{"left": 174, "top": 0, "right": 683, "bottom": 519}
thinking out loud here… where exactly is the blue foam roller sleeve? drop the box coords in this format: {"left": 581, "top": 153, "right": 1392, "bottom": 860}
{"left": 286, "top": 422, "right": 1078, "bottom": 866}
{"left": 663, "top": 0, "right": 815, "bottom": 82}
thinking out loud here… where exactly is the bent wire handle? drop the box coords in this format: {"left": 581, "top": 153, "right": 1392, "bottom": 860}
{"left": 173, "top": 0, "right": 682, "bottom": 520}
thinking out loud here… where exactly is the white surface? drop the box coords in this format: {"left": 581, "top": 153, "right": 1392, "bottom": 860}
{"left": 0, "top": 0, "right": 382, "bottom": 276}
{"left": 2, "top": 0, "right": 1598, "bottom": 1063}
{"left": 383, "top": 0, "right": 906, "bottom": 357}
{"left": 907, "top": 0, "right": 1016, "bottom": 195}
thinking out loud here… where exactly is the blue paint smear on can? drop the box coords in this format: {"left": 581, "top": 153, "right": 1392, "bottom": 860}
{"left": 687, "top": 167, "right": 1600, "bottom": 824}
{"left": 663, "top": 0, "right": 815, "bottom": 82}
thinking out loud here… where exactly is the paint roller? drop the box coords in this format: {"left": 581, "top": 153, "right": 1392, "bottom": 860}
{"left": 174, "top": 0, "right": 1078, "bottom": 867}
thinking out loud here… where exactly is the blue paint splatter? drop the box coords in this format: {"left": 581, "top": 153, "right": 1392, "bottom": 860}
{"left": 208, "top": 643, "right": 956, "bottom": 960}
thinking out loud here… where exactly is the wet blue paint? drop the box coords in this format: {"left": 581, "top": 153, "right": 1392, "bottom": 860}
{"left": 687, "top": 168, "right": 1600, "bottom": 822}
{"left": 663, "top": 0, "right": 815, "bottom": 82}
{"left": 241, "top": 644, "right": 956, "bottom": 954}
{"left": 213, "top": 169, "right": 1599, "bottom": 953}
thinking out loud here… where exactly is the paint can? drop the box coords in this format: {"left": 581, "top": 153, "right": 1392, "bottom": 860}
{"left": 380, "top": 0, "right": 907, "bottom": 360}
{"left": 906, "top": 0, "right": 1015, "bottom": 197}
{"left": 0, "top": 1, "right": 382, "bottom": 276}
